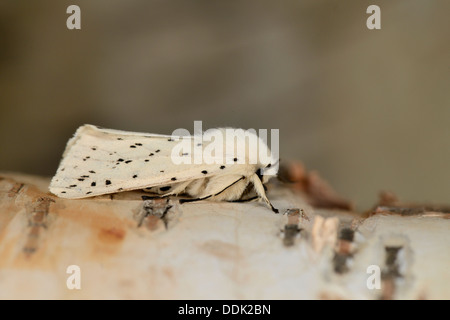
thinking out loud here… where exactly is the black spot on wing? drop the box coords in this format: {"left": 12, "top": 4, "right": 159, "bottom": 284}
{"left": 105, "top": 180, "right": 111, "bottom": 186}
{"left": 160, "top": 186, "right": 171, "bottom": 192}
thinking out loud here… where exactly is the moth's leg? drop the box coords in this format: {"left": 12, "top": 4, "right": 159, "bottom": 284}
{"left": 143, "top": 186, "right": 172, "bottom": 197}
{"left": 142, "top": 181, "right": 190, "bottom": 198}
{"left": 143, "top": 186, "right": 160, "bottom": 193}
{"left": 200, "top": 175, "right": 249, "bottom": 201}
{"left": 161, "top": 180, "right": 191, "bottom": 197}
{"left": 249, "top": 173, "right": 279, "bottom": 213}
{"left": 185, "top": 178, "right": 207, "bottom": 197}
{"left": 178, "top": 195, "right": 211, "bottom": 204}
{"left": 180, "top": 176, "right": 245, "bottom": 204}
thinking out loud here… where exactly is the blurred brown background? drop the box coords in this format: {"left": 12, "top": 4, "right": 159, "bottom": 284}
{"left": 0, "top": 0, "right": 449, "bottom": 210}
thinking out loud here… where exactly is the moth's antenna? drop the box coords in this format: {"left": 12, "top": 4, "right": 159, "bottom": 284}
{"left": 179, "top": 176, "right": 245, "bottom": 204}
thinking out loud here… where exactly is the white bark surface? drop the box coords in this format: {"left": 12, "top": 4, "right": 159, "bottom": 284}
{"left": 0, "top": 172, "right": 448, "bottom": 299}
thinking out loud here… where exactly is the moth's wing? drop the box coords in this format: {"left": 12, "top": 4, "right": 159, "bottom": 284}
{"left": 49, "top": 124, "right": 240, "bottom": 198}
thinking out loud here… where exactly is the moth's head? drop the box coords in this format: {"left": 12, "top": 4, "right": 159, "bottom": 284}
{"left": 251, "top": 131, "right": 278, "bottom": 183}
{"left": 257, "top": 162, "right": 278, "bottom": 184}
{"left": 206, "top": 127, "right": 279, "bottom": 179}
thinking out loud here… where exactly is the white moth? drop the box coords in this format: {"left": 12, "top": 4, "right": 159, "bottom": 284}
{"left": 50, "top": 124, "right": 279, "bottom": 212}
